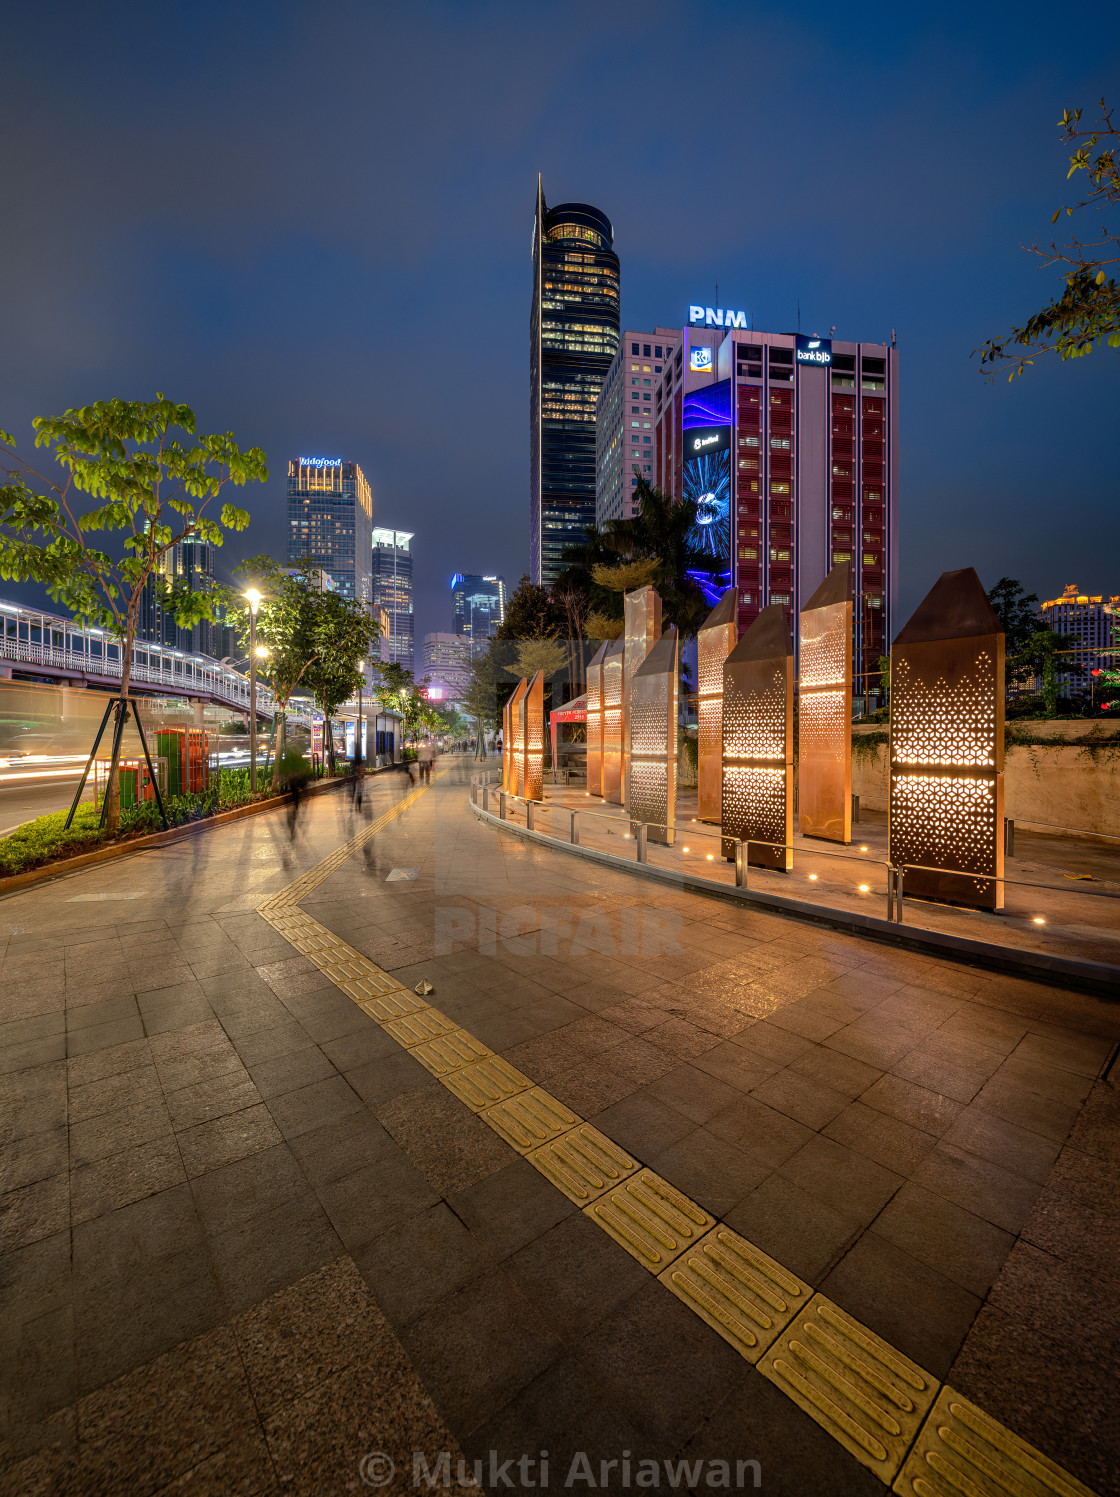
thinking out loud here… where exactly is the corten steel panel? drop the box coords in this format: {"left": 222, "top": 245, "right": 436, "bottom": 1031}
{"left": 623, "top": 586, "right": 662, "bottom": 808}
{"left": 507, "top": 678, "right": 528, "bottom": 798}
{"left": 502, "top": 697, "right": 512, "bottom": 793}
{"left": 524, "top": 671, "right": 545, "bottom": 802}
{"left": 629, "top": 628, "right": 679, "bottom": 846}
{"left": 888, "top": 568, "right": 1005, "bottom": 911}
{"left": 585, "top": 642, "right": 608, "bottom": 797}
{"left": 798, "top": 563, "right": 853, "bottom": 844}
{"left": 697, "top": 588, "right": 738, "bottom": 823}
{"left": 601, "top": 636, "right": 625, "bottom": 804}
{"left": 721, "top": 605, "right": 794, "bottom": 871}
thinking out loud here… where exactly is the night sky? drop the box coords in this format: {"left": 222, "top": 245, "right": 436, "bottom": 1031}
{"left": 2, "top": 0, "right": 1118, "bottom": 652}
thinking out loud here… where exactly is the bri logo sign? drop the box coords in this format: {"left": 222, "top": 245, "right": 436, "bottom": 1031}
{"left": 689, "top": 305, "right": 748, "bottom": 329}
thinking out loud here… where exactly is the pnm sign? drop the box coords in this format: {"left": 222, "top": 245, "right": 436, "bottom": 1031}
{"left": 689, "top": 306, "right": 748, "bottom": 329}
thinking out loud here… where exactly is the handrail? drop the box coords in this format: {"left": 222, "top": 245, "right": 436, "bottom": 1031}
{"left": 1006, "top": 816, "right": 1120, "bottom": 845}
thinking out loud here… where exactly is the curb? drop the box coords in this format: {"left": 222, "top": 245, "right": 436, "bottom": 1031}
{"left": 469, "top": 799, "right": 1120, "bottom": 1000}
{"left": 0, "top": 767, "right": 406, "bottom": 896}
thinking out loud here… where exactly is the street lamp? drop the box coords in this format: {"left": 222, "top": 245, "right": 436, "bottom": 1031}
{"left": 356, "top": 660, "right": 365, "bottom": 772}
{"left": 245, "top": 588, "right": 262, "bottom": 793}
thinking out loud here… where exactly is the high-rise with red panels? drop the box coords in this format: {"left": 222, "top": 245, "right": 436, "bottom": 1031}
{"left": 654, "top": 319, "right": 898, "bottom": 702}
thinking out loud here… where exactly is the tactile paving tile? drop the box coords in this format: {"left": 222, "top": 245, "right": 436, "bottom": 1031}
{"left": 410, "top": 1029, "right": 492, "bottom": 1076}
{"left": 585, "top": 1168, "right": 715, "bottom": 1271}
{"left": 381, "top": 1008, "right": 457, "bottom": 1046}
{"left": 527, "top": 1123, "right": 639, "bottom": 1205}
{"left": 442, "top": 1057, "right": 535, "bottom": 1113}
{"left": 477, "top": 1087, "right": 579, "bottom": 1149}
{"left": 757, "top": 1295, "right": 937, "bottom": 1483}
{"left": 658, "top": 1226, "right": 811, "bottom": 1363}
{"left": 893, "top": 1386, "right": 1097, "bottom": 1497}
{"left": 360, "top": 990, "right": 429, "bottom": 1022}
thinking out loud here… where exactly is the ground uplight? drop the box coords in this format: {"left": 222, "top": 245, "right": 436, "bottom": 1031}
{"left": 859, "top": 884, "right": 870, "bottom": 893}
{"left": 1033, "top": 916, "right": 1046, "bottom": 925}
{"left": 808, "top": 873, "right": 818, "bottom": 881}
{"left": 682, "top": 846, "right": 690, "bottom": 853}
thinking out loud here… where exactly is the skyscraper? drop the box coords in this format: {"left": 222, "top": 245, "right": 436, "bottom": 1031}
{"left": 596, "top": 329, "right": 681, "bottom": 525}
{"left": 138, "top": 534, "right": 225, "bottom": 656}
{"left": 451, "top": 573, "right": 506, "bottom": 645}
{"left": 530, "top": 178, "right": 620, "bottom": 587}
{"left": 371, "top": 528, "right": 415, "bottom": 673}
{"left": 421, "top": 632, "right": 471, "bottom": 701}
{"left": 287, "top": 458, "right": 373, "bottom": 605}
{"left": 654, "top": 312, "right": 898, "bottom": 701}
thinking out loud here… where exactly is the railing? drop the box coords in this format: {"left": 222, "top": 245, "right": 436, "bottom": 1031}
{"left": 0, "top": 601, "right": 316, "bottom": 723}
{"left": 472, "top": 784, "right": 1117, "bottom": 935}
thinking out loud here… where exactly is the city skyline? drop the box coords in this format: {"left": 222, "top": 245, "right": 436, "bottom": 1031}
{"left": 0, "top": 2, "right": 1116, "bottom": 656}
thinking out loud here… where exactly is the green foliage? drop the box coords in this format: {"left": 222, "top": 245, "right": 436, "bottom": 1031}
{"left": 976, "top": 100, "right": 1120, "bottom": 378}
{"left": 986, "top": 577, "right": 1040, "bottom": 655}
{"left": 1010, "top": 628, "right": 1082, "bottom": 716}
{"left": 496, "top": 575, "right": 560, "bottom": 641}
{"left": 223, "top": 558, "right": 379, "bottom": 721}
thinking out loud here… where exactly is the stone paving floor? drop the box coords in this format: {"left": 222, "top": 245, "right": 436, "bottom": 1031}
{"left": 1, "top": 756, "right": 1118, "bottom": 1496}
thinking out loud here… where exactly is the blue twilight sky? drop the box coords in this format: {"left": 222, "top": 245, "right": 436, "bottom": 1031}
{"left": 1, "top": 0, "right": 1118, "bottom": 651}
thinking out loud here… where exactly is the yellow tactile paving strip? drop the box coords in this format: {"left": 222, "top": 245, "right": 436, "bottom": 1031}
{"left": 257, "top": 769, "right": 1099, "bottom": 1497}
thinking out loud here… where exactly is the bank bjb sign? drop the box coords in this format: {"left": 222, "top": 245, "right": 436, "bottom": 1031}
{"left": 689, "top": 305, "right": 747, "bottom": 330}
{"left": 795, "top": 335, "right": 832, "bottom": 367}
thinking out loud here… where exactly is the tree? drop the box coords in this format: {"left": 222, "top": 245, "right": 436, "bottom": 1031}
{"left": 976, "top": 100, "right": 1120, "bottom": 379}
{"left": 223, "top": 560, "right": 379, "bottom": 770}
{"left": 987, "top": 577, "right": 1040, "bottom": 656}
{"left": 496, "top": 574, "right": 560, "bottom": 642}
{"left": 1009, "top": 628, "right": 1081, "bottom": 716}
{"left": 0, "top": 396, "right": 265, "bottom": 831}
{"left": 371, "top": 660, "right": 415, "bottom": 715}
{"left": 462, "top": 643, "right": 502, "bottom": 759}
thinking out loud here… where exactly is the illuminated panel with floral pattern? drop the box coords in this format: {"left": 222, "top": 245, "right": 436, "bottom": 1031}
{"left": 623, "top": 585, "right": 661, "bottom": 808}
{"left": 524, "top": 671, "right": 544, "bottom": 802}
{"left": 502, "top": 696, "right": 512, "bottom": 793}
{"left": 585, "top": 642, "right": 607, "bottom": 797}
{"left": 507, "top": 678, "right": 528, "bottom": 798}
{"left": 721, "top": 604, "right": 793, "bottom": 870}
{"left": 629, "top": 628, "right": 678, "bottom": 846}
{"left": 697, "top": 588, "right": 738, "bottom": 823}
{"left": 888, "top": 568, "right": 1005, "bottom": 910}
{"left": 602, "top": 637, "right": 625, "bottom": 804}
{"left": 798, "top": 563, "right": 853, "bottom": 844}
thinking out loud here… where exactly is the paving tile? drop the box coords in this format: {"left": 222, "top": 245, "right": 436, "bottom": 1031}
{"left": 189, "top": 1143, "right": 311, "bottom": 1234}
{"left": 725, "top": 1173, "right": 864, "bottom": 1283}
{"left": 749, "top": 1068, "right": 850, "bottom": 1130}
{"left": 247, "top": 1046, "right": 337, "bottom": 1099}
{"left": 176, "top": 1103, "right": 284, "bottom": 1179}
{"left": 1022, "top": 1147, "right": 1120, "bottom": 1283}
{"left": 730, "top": 1020, "right": 814, "bottom": 1065}
{"left": 822, "top": 1230, "right": 981, "bottom": 1380}
{"left": 0, "top": 1125, "right": 68, "bottom": 1193}
{"left": 449, "top": 1157, "right": 576, "bottom": 1261}
{"left": 65, "top": 994, "right": 141, "bottom": 1032}
{"left": 547, "top": 1057, "right": 639, "bottom": 1118}
{"left": 206, "top": 1194, "right": 343, "bottom": 1317}
{"left": 66, "top": 1015, "right": 146, "bottom": 1058}
{"left": 859, "top": 1072, "right": 964, "bottom": 1135}
{"left": 266, "top": 1075, "right": 365, "bottom": 1140}
{"left": 994, "top": 1053, "right": 1095, "bottom": 1106}
{"left": 378, "top": 1083, "right": 510, "bottom": 1195}
{"left": 357, "top": 1204, "right": 498, "bottom": 1334}
{"left": 873, "top": 1181, "right": 1015, "bottom": 1297}
{"left": 575, "top": 1277, "right": 751, "bottom": 1447}
{"left": 787, "top": 1044, "right": 882, "bottom": 1098}
{"left": 971, "top": 1073, "right": 1081, "bottom": 1142}
{"left": 779, "top": 1133, "right": 904, "bottom": 1222}
{"left": 591, "top": 1088, "right": 694, "bottom": 1159}
{"left": 69, "top": 1134, "right": 186, "bottom": 1224}
{"left": 650, "top": 1125, "right": 770, "bottom": 1217}
{"left": 910, "top": 1139, "right": 1043, "bottom": 1233}
{"left": 316, "top": 1150, "right": 440, "bottom": 1252}
{"left": 75, "top": 1323, "right": 258, "bottom": 1495}
{"left": 0, "top": 1171, "right": 70, "bottom": 1251}
{"left": 823, "top": 1020, "right": 926, "bottom": 1069}
{"left": 1012, "top": 1028, "right": 1112, "bottom": 1079}
{"left": 706, "top": 1092, "right": 814, "bottom": 1169}
{"left": 504, "top": 1211, "right": 650, "bottom": 1342}
{"left": 165, "top": 1070, "right": 261, "bottom": 1130}
{"left": 345, "top": 1050, "right": 439, "bottom": 1110}
{"left": 687, "top": 1037, "right": 779, "bottom": 1094}
{"left": 889, "top": 1047, "right": 991, "bottom": 1104}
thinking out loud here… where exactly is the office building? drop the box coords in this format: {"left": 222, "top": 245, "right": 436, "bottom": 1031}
{"left": 530, "top": 178, "right": 620, "bottom": 586}
{"left": 451, "top": 573, "right": 506, "bottom": 645}
{"left": 372, "top": 528, "right": 415, "bottom": 673}
{"left": 654, "top": 313, "right": 898, "bottom": 697}
{"left": 138, "top": 535, "right": 225, "bottom": 657}
{"left": 287, "top": 458, "right": 373, "bottom": 605}
{"left": 596, "top": 329, "right": 681, "bottom": 525}
{"left": 1041, "top": 584, "right": 1119, "bottom": 688}
{"left": 422, "top": 632, "right": 471, "bottom": 701}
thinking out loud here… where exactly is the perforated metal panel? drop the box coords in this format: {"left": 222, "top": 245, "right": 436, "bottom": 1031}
{"left": 629, "top": 630, "right": 678, "bottom": 845}
{"left": 798, "top": 568, "right": 852, "bottom": 844}
{"left": 506, "top": 678, "right": 528, "bottom": 799}
{"left": 623, "top": 586, "right": 661, "bottom": 808}
{"left": 585, "top": 643, "right": 607, "bottom": 797}
{"left": 697, "top": 590, "right": 737, "bottom": 823}
{"left": 888, "top": 569, "right": 1004, "bottom": 911}
{"left": 602, "top": 637, "right": 624, "bottom": 804}
{"left": 721, "top": 607, "right": 793, "bottom": 870}
{"left": 524, "top": 671, "right": 544, "bottom": 802}
{"left": 502, "top": 697, "right": 512, "bottom": 793}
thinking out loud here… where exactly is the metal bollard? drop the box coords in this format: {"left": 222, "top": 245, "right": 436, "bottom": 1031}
{"left": 570, "top": 810, "right": 579, "bottom": 846}
{"left": 482, "top": 786, "right": 489, "bottom": 813}
{"left": 499, "top": 792, "right": 507, "bottom": 821}
{"left": 735, "top": 840, "right": 747, "bottom": 888}
{"left": 637, "top": 824, "right": 648, "bottom": 863}
{"left": 886, "top": 868, "right": 894, "bottom": 922}
{"left": 852, "top": 794, "right": 860, "bottom": 825}
{"left": 527, "top": 801, "right": 535, "bottom": 831}
{"left": 1005, "top": 818, "right": 1015, "bottom": 857}
{"left": 895, "top": 867, "right": 904, "bottom": 923}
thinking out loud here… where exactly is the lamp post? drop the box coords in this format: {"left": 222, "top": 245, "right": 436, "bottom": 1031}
{"left": 356, "top": 660, "right": 365, "bottom": 772}
{"left": 245, "top": 589, "right": 262, "bottom": 794}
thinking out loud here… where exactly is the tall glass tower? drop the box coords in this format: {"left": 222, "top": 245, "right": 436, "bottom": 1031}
{"left": 372, "top": 528, "right": 415, "bottom": 673}
{"left": 530, "top": 178, "right": 620, "bottom": 586}
{"left": 287, "top": 458, "right": 373, "bottom": 605}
